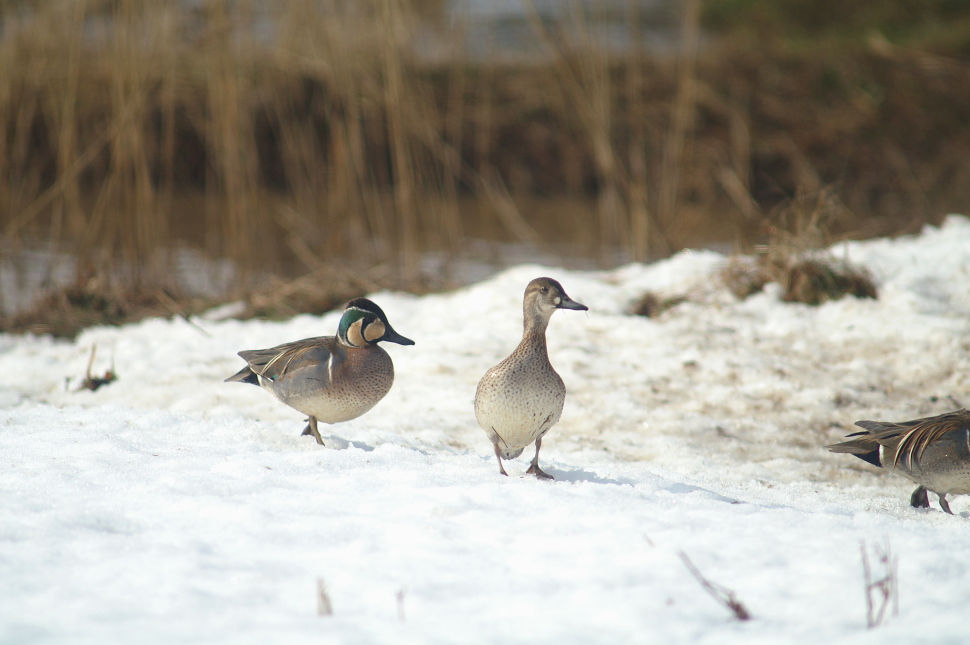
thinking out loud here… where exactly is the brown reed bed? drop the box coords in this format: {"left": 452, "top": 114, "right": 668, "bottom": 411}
{"left": 1, "top": 0, "right": 968, "bottom": 335}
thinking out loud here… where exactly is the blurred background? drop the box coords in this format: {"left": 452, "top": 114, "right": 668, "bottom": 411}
{"left": 1, "top": 0, "right": 969, "bottom": 335}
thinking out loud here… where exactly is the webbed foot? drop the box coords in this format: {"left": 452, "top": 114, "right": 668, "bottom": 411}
{"left": 526, "top": 463, "right": 554, "bottom": 480}
{"left": 527, "top": 437, "right": 554, "bottom": 480}
{"left": 301, "top": 417, "right": 325, "bottom": 445}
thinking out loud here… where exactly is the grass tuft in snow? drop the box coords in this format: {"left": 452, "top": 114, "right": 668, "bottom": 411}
{"left": 721, "top": 252, "right": 877, "bottom": 305}
{"left": 723, "top": 188, "right": 878, "bottom": 305}
{"left": 629, "top": 291, "right": 688, "bottom": 318}
{"left": 772, "top": 256, "right": 878, "bottom": 305}
{"left": 721, "top": 255, "right": 771, "bottom": 300}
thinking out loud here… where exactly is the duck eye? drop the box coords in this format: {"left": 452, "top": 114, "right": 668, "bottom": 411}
{"left": 540, "top": 286, "right": 548, "bottom": 294}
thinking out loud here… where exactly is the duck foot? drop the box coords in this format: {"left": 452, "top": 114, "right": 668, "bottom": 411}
{"left": 526, "top": 463, "right": 554, "bottom": 480}
{"left": 527, "top": 437, "right": 554, "bottom": 480}
{"left": 938, "top": 493, "right": 954, "bottom": 515}
{"left": 910, "top": 486, "right": 929, "bottom": 509}
{"left": 492, "top": 443, "right": 509, "bottom": 476}
{"left": 301, "top": 417, "right": 325, "bottom": 446}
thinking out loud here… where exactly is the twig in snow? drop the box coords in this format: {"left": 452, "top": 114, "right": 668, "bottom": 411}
{"left": 156, "top": 289, "right": 212, "bottom": 337}
{"left": 679, "top": 551, "right": 751, "bottom": 621}
{"left": 316, "top": 578, "right": 333, "bottom": 616}
{"left": 861, "top": 539, "right": 898, "bottom": 629}
{"left": 396, "top": 587, "right": 407, "bottom": 622}
{"left": 76, "top": 344, "right": 118, "bottom": 391}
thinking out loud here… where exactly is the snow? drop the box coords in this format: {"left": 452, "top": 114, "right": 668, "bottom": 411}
{"left": 2, "top": 216, "right": 970, "bottom": 644}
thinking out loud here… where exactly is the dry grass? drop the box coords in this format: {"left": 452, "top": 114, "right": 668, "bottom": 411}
{"left": 0, "top": 0, "right": 967, "bottom": 329}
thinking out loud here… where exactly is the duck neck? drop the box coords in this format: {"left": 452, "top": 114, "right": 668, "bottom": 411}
{"left": 521, "top": 309, "right": 551, "bottom": 352}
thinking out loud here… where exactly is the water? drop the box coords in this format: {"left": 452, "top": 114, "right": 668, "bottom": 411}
{"left": 424, "top": 0, "right": 683, "bottom": 63}
{"left": 0, "top": 243, "right": 235, "bottom": 317}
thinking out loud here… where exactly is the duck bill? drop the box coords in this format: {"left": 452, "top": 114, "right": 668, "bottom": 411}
{"left": 557, "top": 295, "right": 588, "bottom": 311}
{"left": 383, "top": 326, "right": 416, "bottom": 346}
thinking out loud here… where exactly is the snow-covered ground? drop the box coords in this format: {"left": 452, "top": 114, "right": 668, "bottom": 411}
{"left": 2, "top": 216, "right": 969, "bottom": 644}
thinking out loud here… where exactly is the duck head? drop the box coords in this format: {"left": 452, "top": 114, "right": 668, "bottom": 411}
{"left": 524, "top": 277, "right": 588, "bottom": 321}
{"left": 338, "top": 298, "right": 415, "bottom": 348}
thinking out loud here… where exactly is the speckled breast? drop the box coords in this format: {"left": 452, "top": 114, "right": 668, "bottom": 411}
{"left": 475, "top": 361, "right": 566, "bottom": 453}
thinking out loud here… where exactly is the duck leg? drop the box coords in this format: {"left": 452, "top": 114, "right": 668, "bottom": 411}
{"left": 525, "top": 437, "right": 554, "bottom": 480}
{"left": 910, "top": 486, "right": 930, "bottom": 509}
{"left": 938, "top": 493, "right": 954, "bottom": 515}
{"left": 493, "top": 443, "right": 509, "bottom": 477}
{"left": 301, "top": 417, "right": 325, "bottom": 446}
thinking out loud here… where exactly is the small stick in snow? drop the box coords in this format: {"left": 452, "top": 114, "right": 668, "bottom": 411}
{"left": 156, "top": 289, "right": 212, "bottom": 337}
{"left": 396, "top": 587, "right": 407, "bottom": 622}
{"left": 316, "top": 578, "right": 333, "bottom": 616}
{"left": 77, "top": 344, "right": 118, "bottom": 392}
{"left": 678, "top": 551, "right": 751, "bottom": 621}
{"left": 861, "top": 539, "right": 898, "bottom": 629}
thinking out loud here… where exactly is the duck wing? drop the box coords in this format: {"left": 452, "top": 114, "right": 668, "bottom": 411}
{"left": 227, "top": 336, "right": 337, "bottom": 383}
{"left": 892, "top": 409, "right": 970, "bottom": 470}
{"left": 829, "top": 409, "right": 970, "bottom": 471}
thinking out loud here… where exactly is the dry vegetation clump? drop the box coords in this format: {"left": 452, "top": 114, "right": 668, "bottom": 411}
{"left": 768, "top": 255, "right": 877, "bottom": 305}
{"left": 722, "top": 189, "right": 878, "bottom": 305}
{"left": 630, "top": 291, "right": 687, "bottom": 318}
{"left": 720, "top": 256, "right": 770, "bottom": 300}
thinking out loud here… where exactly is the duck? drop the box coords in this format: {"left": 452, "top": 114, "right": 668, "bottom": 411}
{"left": 828, "top": 409, "right": 970, "bottom": 514}
{"left": 474, "top": 277, "right": 588, "bottom": 479}
{"left": 226, "top": 298, "right": 414, "bottom": 445}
